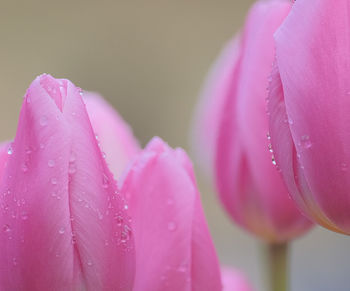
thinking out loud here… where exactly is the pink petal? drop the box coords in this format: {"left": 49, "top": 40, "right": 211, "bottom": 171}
{"left": 190, "top": 36, "right": 241, "bottom": 177}
{"left": 221, "top": 267, "right": 254, "bottom": 291}
{"left": 272, "top": 0, "right": 350, "bottom": 233}
{"left": 0, "top": 74, "right": 135, "bottom": 290}
{"left": 0, "top": 142, "right": 10, "bottom": 182}
{"left": 215, "top": 0, "right": 311, "bottom": 242}
{"left": 84, "top": 92, "right": 140, "bottom": 179}
{"left": 122, "top": 137, "right": 221, "bottom": 291}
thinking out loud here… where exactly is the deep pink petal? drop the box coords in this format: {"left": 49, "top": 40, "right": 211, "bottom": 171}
{"left": 122, "top": 137, "right": 221, "bottom": 291}
{"left": 0, "top": 142, "right": 10, "bottom": 183}
{"left": 84, "top": 92, "right": 140, "bottom": 179}
{"left": 221, "top": 267, "right": 254, "bottom": 291}
{"left": 0, "top": 74, "right": 135, "bottom": 290}
{"left": 273, "top": 0, "right": 350, "bottom": 233}
{"left": 214, "top": 0, "right": 311, "bottom": 242}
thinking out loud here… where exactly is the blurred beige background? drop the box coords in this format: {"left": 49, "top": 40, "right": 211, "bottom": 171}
{"left": 1, "top": 1, "right": 349, "bottom": 290}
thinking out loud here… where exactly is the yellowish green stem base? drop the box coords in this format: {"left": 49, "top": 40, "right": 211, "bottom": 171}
{"left": 261, "top": 242, "right": 289, "bottom": 291}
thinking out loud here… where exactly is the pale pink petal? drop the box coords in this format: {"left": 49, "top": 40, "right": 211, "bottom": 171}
{"left": 123, "top": 137, "right": 221, "bottom": 291}
{"left": 0, "top": 74, "right": 135, "bottom": 290}
{"left": 215, "top": 0, "right": 311, "bottom": 242}
{"left": 221, "top": 267, "right": 254, "bottom": 291}
{"left": 84, "top": 92, "right": 140, "bottom": 179}
{"left": 273, "top": 0, "right": 350, "bottom": 233}
{"left": 191, "top": 36, "right": 241, "bottom": 177}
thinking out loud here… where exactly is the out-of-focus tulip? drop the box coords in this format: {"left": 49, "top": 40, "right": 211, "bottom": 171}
{"left": 221, "top": 267, "right": 254, "bottom": 291}
{"left": 84, "top": 92, "right": 140, "bottom": 179}
{"left": 0, "top": 74, "right": 223, "bottom": 290}
{"left": 192, "top": 0, "right": 312, "bottom": 242}
{"left": 0, "top": 74, "right": 135, "bottom": 290}
{"left": 268, "top": 0, "right": 350, "bottom": 234}
{"left": 122, "top": 137, "right": 222, "bottom": 291}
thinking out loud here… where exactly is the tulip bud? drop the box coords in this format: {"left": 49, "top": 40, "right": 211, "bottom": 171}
{"left": 268, "top": 0, "right": 350, "bottom": 234}
{"left": 122, "top": 137, "right": 222, "bottom": 291}
{"left": 0, "top": 74, "right": 135, "bottom": 290}
{"left": 192, "top": 0, "right": 312, "bottom": 242}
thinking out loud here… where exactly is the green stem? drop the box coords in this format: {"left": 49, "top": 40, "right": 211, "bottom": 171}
{"left": 262, "top": 242, "right": 289, "bottom": 291}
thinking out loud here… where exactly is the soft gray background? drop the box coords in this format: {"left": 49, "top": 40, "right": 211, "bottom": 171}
{"left": 0, "top": 1, "right": 349, "bottom": 290}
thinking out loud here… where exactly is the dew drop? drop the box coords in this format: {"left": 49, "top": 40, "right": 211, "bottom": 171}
{"left": 26, "top": 96, "right": 31, "bottom": 104}
{"left": 25, "top": 147, "right": 33, "bottom": 155}
{"left": 114, "top": 214, "right": 123, "bottom": 226}
{"left": 271, "top": 155, "right": 277, "bottom": 166}
{"left": 40, "top": 143, "right": 45, "bottom": 150}
{"left": 21, "top": 212, "right": 28, "bottom": 221}
{"left": 12, "top": 257, "right": 18, "bottom": 266}
{"left": 58, "top": 227, "right": 65, "bottom": 235}
{"left": 177, "top": 265, "right": 187, "bottom": 273}
{"left": 7, "top": 146, "right": 13, "bottom": 155}
{"left": 68, "top": 164, "right": 76, "bottom": 174}
{"left": 21, "top": 163, "right": 28, "bottom": 173}
{"left": 124, "top": 204, "right": 128, "bottom": 210}
{"left": 40, "top": 116, "right": 48, "bottom": 126}
{"left": 102, "top": 174, "right": 109, "bottom": 189}
{"left": 3, "top": 224, "right": 11, "bottom": 233}
{"left": 87, "top": 260, "right": 93, "bottom": 266}
{"left": 341, "top": 162, "right": 348, "bottom": 172}
{"left": 51, "top": 178, "right": 57, "bottom": 185}
{"left": 69, "top": 152, "right": 76, "bottom": 163}
{"left": 167, "top": 222, "right": 176, "bottom": 232}
{"left": 300, "top": 135, "right": 312, "bottom": 149}
{"left": 288, "top": 118, "right": 294, "bottom": 125}
{"left": 48, "top": 160, "right": 55, "bottom": 168}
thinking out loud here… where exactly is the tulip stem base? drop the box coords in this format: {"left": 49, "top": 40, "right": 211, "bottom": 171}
{"left": 262, "top": 242, "right": 289, "bottom": 291}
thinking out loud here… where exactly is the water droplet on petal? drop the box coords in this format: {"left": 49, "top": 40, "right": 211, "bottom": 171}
{"left": 68, "top": 164, "right": 76, "bottom": 174}
{"left": 300, "top": 135, "right": 312, "bottom": 149}
{"left": 87, "top": 260, "right": 93, "bottom": 266}
{"left": 58, "top": 227, "right": 65, "bottom": 235}
{"left": 114, "top": 214, "right": 123, "bottom": 226}
{"left": 102, "top": 174, "right": 109, "bottom": 189}
{"left": 48, "top": 160, "right": 55, "bottom": 167}
{"left": 3, "top": 224, "right": 11, "bottom": 233}
{"left": 124, "top": 204, "right": 128, "bottom": 210}
{"left": 69, "top": 152, "right": 76, "bottom": 163}
{"left": 341, "top": 162, "right": 348, "bottom": 172}
{"left": 21, "top": 212, "right": 28, "bottom": 221}
{"left": 21, "top": 163, "right": 28, "bottom": 173}
{"left": 51, "top": 178, "right": 58, "bottom": 185}
{"left": 288, "top": 118, "right": 294, "bottom": 125}
{"left": 7, "top": 145, "right": 13, "bottom": 155}
{"left": 271, "top": 155, "right": 277, "bottom": 166}
{"left": 40, "top": 116, "right": 48, "bottom": 126}
{"left": 12, "top": 257, "right": 18, "bottom": 266}
{"left": 167, "top": 222, "right": 176, "bottom": 231}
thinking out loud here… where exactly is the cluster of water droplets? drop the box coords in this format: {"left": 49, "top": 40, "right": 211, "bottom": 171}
{"left": 266, "top": 133, "right": 278, "bottom": 169}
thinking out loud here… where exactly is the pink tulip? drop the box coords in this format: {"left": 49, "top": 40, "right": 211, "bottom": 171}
{"left": 122, "top": 137, "right": 222, "bottom": 291}
{"left": 0, "top": 74, "right": 135, "bottom": 290}
{"left": 0, "top": 74, "right": 223, "bottom": 290}
{"left": 192, "top": 0, "right": 312, "bottom": 242}
{"left": 268, "top": 0, "right": 350, "bottom": 234}
{"left": 221, "top": 267, "right": 254, "bottom": 291}
{"left": 84, "top": 92, "right": 140, "bottom": 179}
